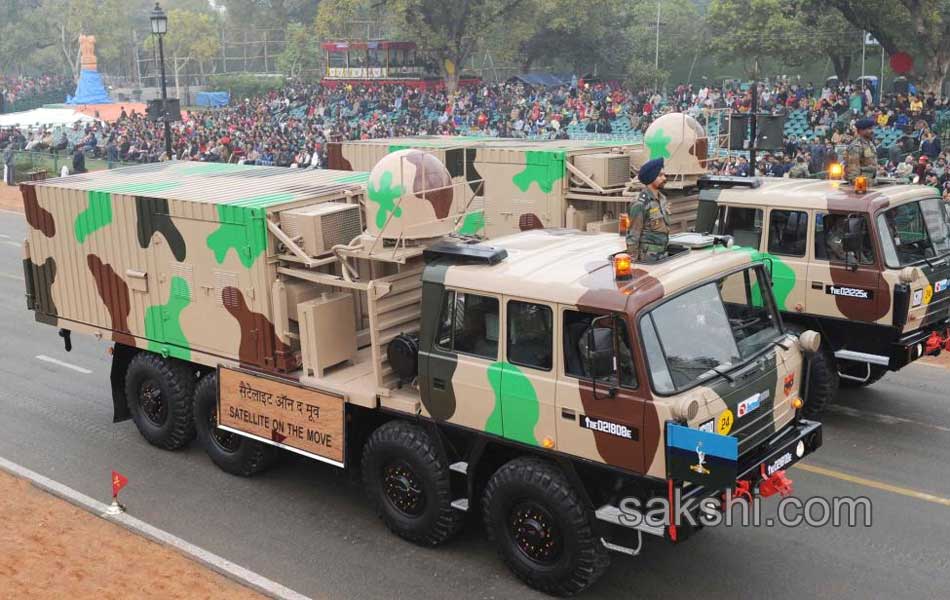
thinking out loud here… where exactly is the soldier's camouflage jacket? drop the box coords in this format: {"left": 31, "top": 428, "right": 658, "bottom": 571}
{"left": 845, "top": 136, "right": 878, "bottom": 182}
{"left": 626, "top": 187, "right": 670, "bottom": 258}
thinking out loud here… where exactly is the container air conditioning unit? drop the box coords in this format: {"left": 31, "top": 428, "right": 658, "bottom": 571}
{"left": 572, "top": 154, "right": 631, "bottom": 188}
{"left": 299, "top": 292, "right": 357, "bottom": 377}
{"left": 280, "top": 202, "right": 362, "bottom": 256}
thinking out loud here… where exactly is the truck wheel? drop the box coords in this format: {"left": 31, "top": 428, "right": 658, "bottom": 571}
{"left": 124, "top": 352, "right": 196, "bottom": 450}
{"left": 194, "top": 373, "right": 276, "bottom": 477}
{"left": 839, "top": 364, "right": 888, "bottom": 388}
{"left": 802, "top": 344, "right": 838, "bottom": 418}
{"left": 361, "top": 421, "right": 462, "bottom": 546}
{"left": 787, "top": 326, "right": 838, "bottom": 418}
{"left": 482, "top": 458, "right": 609, "bottom": 596}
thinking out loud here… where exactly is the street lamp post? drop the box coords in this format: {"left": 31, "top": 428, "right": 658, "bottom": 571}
{"left": 150, "top": 2, "right": 173, "bottom": 160}
{"left": 654, "top": 1, "right": 661, "bottom": 93}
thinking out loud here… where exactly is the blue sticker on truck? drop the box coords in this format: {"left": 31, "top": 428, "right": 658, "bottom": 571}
{"left": 666, "top": 422, "right": 738, "bottom": 490}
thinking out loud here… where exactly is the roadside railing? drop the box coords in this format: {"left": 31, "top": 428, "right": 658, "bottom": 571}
{"left": 7, "top": 150, "right": 138, "bottom": 183}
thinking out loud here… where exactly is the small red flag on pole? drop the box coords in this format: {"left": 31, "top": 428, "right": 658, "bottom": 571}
{"left": 111, "top": 470, "right": 129, "bottom": 498}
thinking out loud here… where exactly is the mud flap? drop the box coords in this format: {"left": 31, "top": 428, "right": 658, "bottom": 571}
{"left": 110, "top": 344, "right": 137, "bottom": 422}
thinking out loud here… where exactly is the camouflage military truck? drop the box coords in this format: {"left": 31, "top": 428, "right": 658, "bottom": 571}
{"left": 22, "top": 152, "right": 823, "bottom": 595}
{"left": 695, "top": 175, "right": 950, "bottom": 415}
{"left": 329, "top": 113, "right": 711, "bottom": 239}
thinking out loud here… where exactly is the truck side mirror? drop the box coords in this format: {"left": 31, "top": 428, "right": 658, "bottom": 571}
{"left": 584, "top": 316, "right": 618, "bottom": 400}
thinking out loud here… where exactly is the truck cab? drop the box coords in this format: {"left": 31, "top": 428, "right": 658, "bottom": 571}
{"left": 695, "top": 176, "right": 950, "bottom": 411}
{"left": 410, "top": 229, "right": 822, "bottom": 494}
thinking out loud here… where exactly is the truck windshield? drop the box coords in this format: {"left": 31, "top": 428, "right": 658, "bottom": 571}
{"left": 877, "top": 197, "right": 950, "bottom": 268}
{"left": 640, "top": 265, "right": 782, "bottom": 394}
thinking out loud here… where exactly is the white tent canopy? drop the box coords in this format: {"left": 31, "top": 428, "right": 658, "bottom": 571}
{"left": 0, "top": 107, "right": 96, "bottom": 129}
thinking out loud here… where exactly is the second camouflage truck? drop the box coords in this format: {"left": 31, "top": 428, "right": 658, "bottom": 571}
{"left": 22, "top": 152, "right": 823, "bottom": 595}
{"left": 694, "top": 175, "right": 950, "bottom": 415}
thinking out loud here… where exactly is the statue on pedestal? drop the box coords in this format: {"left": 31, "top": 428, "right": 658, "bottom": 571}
{"left": 79, "top": 34, "right": 98, "bottom": 72}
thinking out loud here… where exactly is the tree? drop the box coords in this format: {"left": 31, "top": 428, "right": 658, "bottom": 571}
{"left": 278, "top": 22, "right": 321, "bottom": 78}
{"left": 794, "top": 2, "right": 858, "bottom": 82}
{"left": 518, "top": 0, "right": 634, "bottom": 75}
{"left": 823, "top": 0, "right": 949, "bottom": 97}
{"left": 38, "top": 0, "right": 107, "bottom": 77}
{"left": 219, "top": 0, "right": 319, "bottom": 28}
{"left": 313, "top": 0, "right": 380, "bottom": 41}
{"left": 627, "top": 0, "right": 705, "bottom": 89}
{"left": 381, "top": 0, "right": 536, "bottom": 92}
{"left": 708, "top": 0, "right": 860, "bottom": 81}
{"left": 145, "top": 9, "right": 221, "bottom": 96}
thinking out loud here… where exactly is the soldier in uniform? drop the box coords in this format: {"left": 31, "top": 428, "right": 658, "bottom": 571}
{"left": 627, "top": 157, "right": 670, "bottom": 261}
{"left": 788, "top": 156, "right": 810, "bottom": 179}
{"left": 844, "top": 118, "right": 879, "bottom": 182}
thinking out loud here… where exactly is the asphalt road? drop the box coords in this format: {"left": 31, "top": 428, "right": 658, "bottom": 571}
{"left": 1, "top": 209, "right": 949, "bottom": 599}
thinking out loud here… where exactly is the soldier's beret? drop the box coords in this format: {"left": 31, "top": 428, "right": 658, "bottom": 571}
{"left": 638, "top": 157, "right": 665, "bottom": 185}
{"left": 854, "top": 118, "right": 875, "bottom": 131}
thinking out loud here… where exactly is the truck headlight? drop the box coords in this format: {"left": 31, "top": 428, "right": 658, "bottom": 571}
{"left": 671, "top": 397, "right": 699, "bottom": 422}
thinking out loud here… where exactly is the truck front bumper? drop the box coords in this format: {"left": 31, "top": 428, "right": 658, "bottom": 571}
{"left": 891, "top": 322, "right": 950, "bottom": 369}
{"left": 668, "top": 419, "right": 823, "bottom": 542}
{"left": 596, "top": 419, "right": 823, "bottom": 548}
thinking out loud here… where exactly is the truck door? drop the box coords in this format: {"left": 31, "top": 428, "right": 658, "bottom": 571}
{"left": 763, "top": 208, "right": 810, "bottom": 313}
{"left": 420, "top": 288, "right": 502, "bottom": 431}
{"left": 554, "top": 309, "right": 645, "bottom": 474}
{"left": 496, "top": 298, "right": 558, "bottom": 447}
{"left": 807, "top": 212, "right": 889, "bottom": 327}
{"left": 150, "top": 215, "right": 260, "bottom": 362}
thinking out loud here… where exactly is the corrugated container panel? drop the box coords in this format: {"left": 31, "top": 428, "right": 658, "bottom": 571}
{"left": 35, "top": 162, "right": 367, "bottom": 208}
{"left": 338, "top": 136, "right": 642, "bottom": 153}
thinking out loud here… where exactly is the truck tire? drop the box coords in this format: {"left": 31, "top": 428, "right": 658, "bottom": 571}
{"left": 124, "top": 352, "right": 196, "bottom": 450}
{"left": 839, "top": 364, "right": 888, "bottom": 388}
{"left": 786, "top": 326, "right": 838, "bottom": 418}
{"left": 801, "top": 344, "right": 838, "bottom": 418}
{"left": 194, "top": 373, "right": 276, "bottom": 477}
{"left": 361, "top": 421, "right": 462, "bottom": 546}
{"left": 482, "top": 458, "right": 609, "bottom": 596}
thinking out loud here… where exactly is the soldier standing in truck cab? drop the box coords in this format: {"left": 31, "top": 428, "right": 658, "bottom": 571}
{"left": 627, "top": 157, "right": 670, "bottom": 261}
{"left": 845, "top": 118, "right": 879, "bottom": 182}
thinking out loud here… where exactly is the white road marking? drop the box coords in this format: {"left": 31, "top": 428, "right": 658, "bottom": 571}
{"left": 826, "top": 404, "right": 950, "bottom": 434}
{"left": 0, "top": 233, "right": 10, "bottom": 238}
{"left": 0, "top": 272, "right": 23, "bottom": 281}
{"left": 0, "top": 456, "right": 311, "bottom": 600}
{"left": 34, "top": 354, "right": 92, "bottom": 374}
{"left": 2, "top": 240, "right": 20, "bottom": 247}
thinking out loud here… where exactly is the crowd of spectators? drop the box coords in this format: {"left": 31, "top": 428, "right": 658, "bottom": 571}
{"left": 686, "top": 79, "right": 950, "bottom": 198}
{"left": 1, "top": 79, "right": 665, "bottom": 168}
{"left": 2, "top": 75, "right": 950, "bottom": 198}
{"left": 0, "top": 75, "right": 72, "bottom": 112}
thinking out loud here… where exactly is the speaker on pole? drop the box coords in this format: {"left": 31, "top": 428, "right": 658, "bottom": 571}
{"left": 147, "top": 98, "right": 181, "bottom": 122}
{"left": 728, "top": 113, "right": 749, "bottom": 150}
{"left": 755, "top": 115, "right": 786, "bottom": 150}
